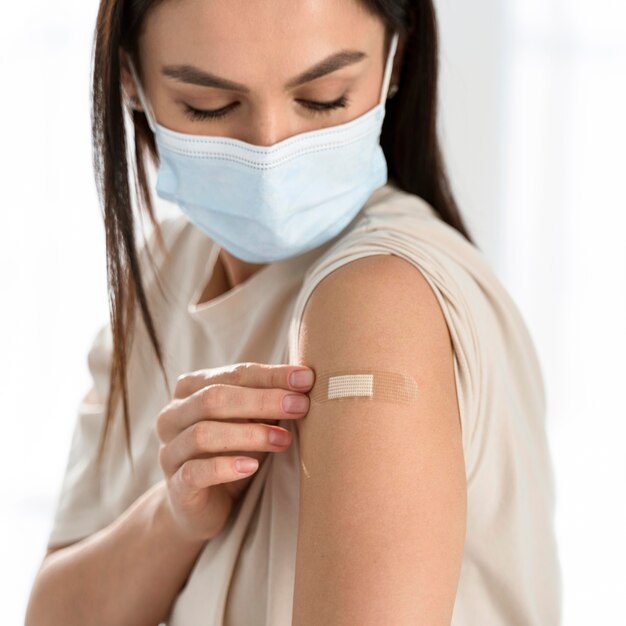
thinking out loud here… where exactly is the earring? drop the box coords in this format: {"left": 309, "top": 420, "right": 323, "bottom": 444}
{"left": 387, "top": 84, "right": 399, "bottom": 99}
{"left": 127, "top": 95, "right": 140, "bottom": 110}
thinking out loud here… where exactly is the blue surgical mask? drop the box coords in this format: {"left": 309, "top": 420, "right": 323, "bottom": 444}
{"left": 129, "top": 32, "right": 399, "bottom": 263}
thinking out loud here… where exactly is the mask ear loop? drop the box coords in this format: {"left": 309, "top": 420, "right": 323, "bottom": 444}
{"left": 127, "top": 57, "right": 158, "bottom": 133}
{"left": 379, "top": 31, "right": 399, "bottom": 105}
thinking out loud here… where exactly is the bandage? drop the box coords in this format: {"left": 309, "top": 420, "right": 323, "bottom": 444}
{"left": 309, "top": 369, "right": 419, "bottom": 404}
{"left": 299, "top": 369, "right": 419, "bottom": 479}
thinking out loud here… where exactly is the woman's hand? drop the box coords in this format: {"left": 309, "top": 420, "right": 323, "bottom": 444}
{"left": 155, "top": 362, "right": 314, "bottom": 543}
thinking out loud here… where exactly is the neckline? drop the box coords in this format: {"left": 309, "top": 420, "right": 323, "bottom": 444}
{"left": 188, "top": 244, "right": 279, "bottom": 313}
{"left": 187, "top": 240, "right": 333, "bottom": 330}
{"left": 186, "top": 182, "right": 398, "bottom": 326}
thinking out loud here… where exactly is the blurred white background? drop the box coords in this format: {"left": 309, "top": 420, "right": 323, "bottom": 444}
{"left": 1, "top": 1, "right": 625, "bottom": 623}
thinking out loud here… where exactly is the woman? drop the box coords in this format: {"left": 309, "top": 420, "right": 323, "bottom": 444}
{"left": 26, "top": 0, "right": 562, "bottom": 624}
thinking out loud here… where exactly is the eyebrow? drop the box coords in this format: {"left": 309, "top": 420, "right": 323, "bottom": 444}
{"left": 161, "top": 49, "right": 368, "bottom": 93}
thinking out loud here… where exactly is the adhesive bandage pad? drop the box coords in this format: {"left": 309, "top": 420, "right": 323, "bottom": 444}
{"left": 309, "top": 369, "right": 419, "bottom": 405}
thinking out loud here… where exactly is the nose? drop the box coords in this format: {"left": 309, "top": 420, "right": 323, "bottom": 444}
{"left": 240, "top": 104, "right": 294, "bottom": 147}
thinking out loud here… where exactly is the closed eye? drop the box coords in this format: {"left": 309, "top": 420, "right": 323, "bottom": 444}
{"left": 183, "top": 95, "right": 350, "bottom": 121}
{"left": 298, "top": 95, "right": 349, "bottom": 113}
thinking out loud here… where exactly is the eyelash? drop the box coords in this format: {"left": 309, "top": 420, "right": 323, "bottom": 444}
{"left": 183, "top": 95, "right": 350, "bottom": 121}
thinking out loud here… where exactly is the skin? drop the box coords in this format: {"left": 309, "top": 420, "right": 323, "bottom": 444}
{"left": 117, "top": 2, "right": 464, "bottom": 621}
{"left": 293, "top": 255, "right": 466, "bottom": 624}
{"left": 120, "top": 0, "right": 406, "bottom": 296}
{"left": 118, "top": 3, "right": 466, "bottom": 623}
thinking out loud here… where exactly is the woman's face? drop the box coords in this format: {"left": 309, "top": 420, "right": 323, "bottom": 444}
{"left": 122, "top": 0, "right": 400, "bottom": 146}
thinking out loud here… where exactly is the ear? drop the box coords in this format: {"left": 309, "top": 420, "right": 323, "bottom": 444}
{"left": 118, "top": 49, "right": 143, "bottom": 111}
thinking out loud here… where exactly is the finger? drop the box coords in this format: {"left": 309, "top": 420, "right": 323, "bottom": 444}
{"left": 157, "top": 383, "right": 309, "bottom": 442}
{"left": 172, "top": 455, "right": 260, "bottom": 494}
{"left": 173, "top": 362, "right": 315, "bottom": 399}
{"left": 159, "top": 420, "right": 292, "bottom": 476}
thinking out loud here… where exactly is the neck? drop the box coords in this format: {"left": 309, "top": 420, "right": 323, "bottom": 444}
{"left": 218, "top": 248, "right": 268, "bottom": 289}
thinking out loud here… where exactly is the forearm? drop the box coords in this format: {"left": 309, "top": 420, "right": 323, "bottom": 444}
{"left": 25, "top": 481, "right": 209, "bottom": 626}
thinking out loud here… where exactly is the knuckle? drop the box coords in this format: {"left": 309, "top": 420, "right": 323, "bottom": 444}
{"left": 175, "top": 369, "right": 212, "bottom": 399}
{"left": 215, "top": 424, "right": 234, "bottom": 451}
{"left": 154, "top": 408, "right": 168, "bottom": 441}
{"left": 180, "top": 461, "right": 195, "bottom": 487}
{"left": 230, "top": 362, "right": 250, "bottom": 385}
{"left": 228, "top": 385, "right": 246, "bottom": 409}
{"left": 190, "top": 422, "right": 209, "bottom": 450}
{"left": 271, "top": 366, "right": 283, "bottom": 390}
{"left": 242, "top": 424, "right": 262, "bottom": 446}
{"left": 180, "top": 461, "right": 192, "bottom": 487}
{"left": 203, "top": 384, "right": 226, "bottom": 411}
{"left": 256, "top": 389, "right": 273, "bottom": 414}
{"left": 155, "top": 399, "right": 180, "bottom": 441}
{"left": 174, "top": 373, "right": 192, "bottom": 398}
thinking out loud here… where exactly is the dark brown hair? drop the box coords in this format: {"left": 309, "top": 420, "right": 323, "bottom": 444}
{"left": 91, "top": 0, "right": 476, "bottom": 471}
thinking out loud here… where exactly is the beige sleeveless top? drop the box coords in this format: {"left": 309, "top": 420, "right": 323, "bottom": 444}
{"left": 47, "top": 181, "right": 562, "bottom": 625}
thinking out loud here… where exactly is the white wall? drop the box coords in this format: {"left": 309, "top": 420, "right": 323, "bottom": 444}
{"left": 436, "top": 0, "right": 512, "bottom": 264}
{"left": 438, "top": 2, "right": 626, "bottom": 622}
{"left": 2, "top": 1, "right": 624, "bottom": 623}
{"left": 0, "top": 3, "right": 107, "bottom": 623}
{"left": 502, "top": 3, "right": 626, "bottom": 623}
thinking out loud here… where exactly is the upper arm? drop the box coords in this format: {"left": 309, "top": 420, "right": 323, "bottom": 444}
{"left": 291, "top": 254, "right": 467, "bottom": 626}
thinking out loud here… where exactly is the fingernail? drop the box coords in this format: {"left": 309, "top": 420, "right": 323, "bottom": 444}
{"left": 235, "top": 458, "right": 259, "bottom": 474}
{"left": 268, "top": 428, "right": 292, "bottom": 446}
{"left": 283, "top": 394, "right": 309, "bottom": 414}
{"left": 290, "top": 369, "right": 314, "bottom": 389}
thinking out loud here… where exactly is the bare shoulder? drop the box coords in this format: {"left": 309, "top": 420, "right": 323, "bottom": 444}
{"left": 292, "top": 253, "right": 467, "bottom": 625}
{"left": 298, "top": 253, "right": 456, "bottom": 378}
{"left": 297, "top": 252, "right": 463, "bottom": 469}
